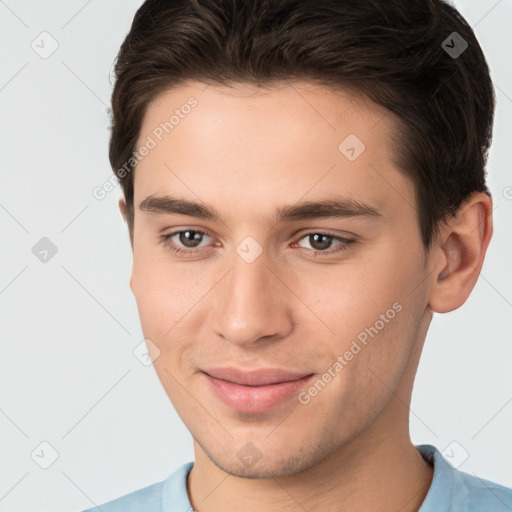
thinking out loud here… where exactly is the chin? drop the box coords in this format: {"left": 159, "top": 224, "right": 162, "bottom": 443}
{"left": 198, "top": 436, "right": 335, "bottom": 480}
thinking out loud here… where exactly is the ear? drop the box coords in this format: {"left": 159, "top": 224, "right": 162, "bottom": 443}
{"left": 428, "top": 192, "right": 493, "bottom": 313}
{"left": 118, "top": 196, "right": 128, "bottom": 222}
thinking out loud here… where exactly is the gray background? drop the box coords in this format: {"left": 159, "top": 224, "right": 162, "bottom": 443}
{"left": 0, "top": 0, "right": 511, "bottom": 510}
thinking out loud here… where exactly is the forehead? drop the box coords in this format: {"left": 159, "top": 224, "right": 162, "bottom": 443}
{"left": 133, "top": 80, "right": 414, "bottom": 226}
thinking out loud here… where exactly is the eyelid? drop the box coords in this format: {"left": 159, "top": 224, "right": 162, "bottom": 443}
{"left": 160, "top": 227, "right": 356, "bottom": 258}
{"left": 293, "top": 227, "right": 356, "bottom": 240}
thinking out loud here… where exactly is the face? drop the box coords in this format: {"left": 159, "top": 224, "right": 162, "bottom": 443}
{"left": 128, "top": 80, "right": 434, "bottom": 478}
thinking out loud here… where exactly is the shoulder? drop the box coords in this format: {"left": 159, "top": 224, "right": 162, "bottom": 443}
{"left": 80, "top": 480, "right": 165, "bottom": 512}
{"left": 417, "top": 444, "right": 512, "bottom": 512}
{"left": 450, "top": 465, "right": 512, "bottom": 511}
{"left": 80, "top": 462, "right": 194, "bottom": 512}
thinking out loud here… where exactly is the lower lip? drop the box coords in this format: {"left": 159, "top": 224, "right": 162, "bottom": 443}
{"left": 203, "top": 372, "right": 314, "bottom": 414}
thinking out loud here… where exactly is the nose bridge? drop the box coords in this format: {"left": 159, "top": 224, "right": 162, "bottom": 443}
{"left": 211, "top": 245, "right": 293, "bottom": 346}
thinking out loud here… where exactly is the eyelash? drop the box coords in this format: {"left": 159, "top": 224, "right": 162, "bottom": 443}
{"left": 159, "top": 230, "right": 356, "bottom": 258}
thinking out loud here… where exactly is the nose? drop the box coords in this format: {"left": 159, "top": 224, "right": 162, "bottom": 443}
{"left": 210, "top": 251, "right": 294, "bottom": 348}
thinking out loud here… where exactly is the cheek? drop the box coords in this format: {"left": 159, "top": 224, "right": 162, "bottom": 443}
{"left": 130, "top": 249, "right": 215, "bottom": 375}
{"left": 131, "top": 241, "right": 197, "bottom": 322}
{"left": 296, "top": 299, "right": 419, "bottom": 437}
{"left": 288, "top": 256, "right": 411, "bottom": 346}
{"left": 290, "top": 243, "right": 425, "bottom": 392}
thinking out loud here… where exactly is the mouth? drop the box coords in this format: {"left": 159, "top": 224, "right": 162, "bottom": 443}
{"left": 201, "top": 367, "right": 315, "bottom": 414}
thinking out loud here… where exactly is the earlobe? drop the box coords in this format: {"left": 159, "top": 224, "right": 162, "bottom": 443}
{"left": 428, "top": 192, "right": 493, "bottom": 313}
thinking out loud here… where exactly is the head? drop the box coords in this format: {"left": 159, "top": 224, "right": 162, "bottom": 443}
{"left": 111, "top": 0, "right": 494, "bottom": 478}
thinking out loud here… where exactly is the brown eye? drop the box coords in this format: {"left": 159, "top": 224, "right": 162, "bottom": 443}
{"left": 303, "top": 233, "right": 335, "bottom": 251}
{"left": 175, "top": 230, "right": 205, "bottom": 248}
{"left": 159, "top": 229, "right": 213, "bottom": 256}
{"left": 295, "top": 232, "right": 356, "bottom": 256}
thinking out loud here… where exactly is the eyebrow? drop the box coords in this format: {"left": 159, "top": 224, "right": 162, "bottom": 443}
{"left": 138, "top": 194, "right": 382, "bottom": 224}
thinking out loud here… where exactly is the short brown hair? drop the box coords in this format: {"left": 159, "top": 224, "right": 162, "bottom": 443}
{"left": 110, "top": 0, "right": 495, "bottom": 249}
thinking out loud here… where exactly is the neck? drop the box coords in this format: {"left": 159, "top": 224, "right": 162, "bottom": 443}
{"left": 187, "top": 399, "right": 433, "bottom": 512}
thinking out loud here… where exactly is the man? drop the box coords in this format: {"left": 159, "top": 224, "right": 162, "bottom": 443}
{"left": 83, "top": 0, "right": 511, "bottom": 510}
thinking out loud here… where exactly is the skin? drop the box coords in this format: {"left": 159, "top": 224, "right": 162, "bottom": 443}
{"left": 118, "top": 80, "right": 493, "bottom": 511}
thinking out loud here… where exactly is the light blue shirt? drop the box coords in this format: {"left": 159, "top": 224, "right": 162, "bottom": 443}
{"left": 81, "top": 444, "right": 512, "bottom": 511}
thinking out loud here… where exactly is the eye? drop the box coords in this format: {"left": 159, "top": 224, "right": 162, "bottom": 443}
{"left": 294, "top": 232, "right": 356, "bottom": 255}
{"left": 159, "top": 229, "right": 213, "bottom": 256}
{"left": 159, "top": 229, "right": 356, "bottom": 258}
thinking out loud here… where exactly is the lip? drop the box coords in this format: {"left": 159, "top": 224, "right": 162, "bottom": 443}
{"left": 201, "top": 367, "right": 314, "bottom": 413}
{"left": 202, "top": 366, "right": 312, "bottom": 386}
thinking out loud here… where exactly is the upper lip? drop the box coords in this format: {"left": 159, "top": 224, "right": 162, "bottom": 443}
{"left": 202, "top": 367, "right": 313, "bottom": 386}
